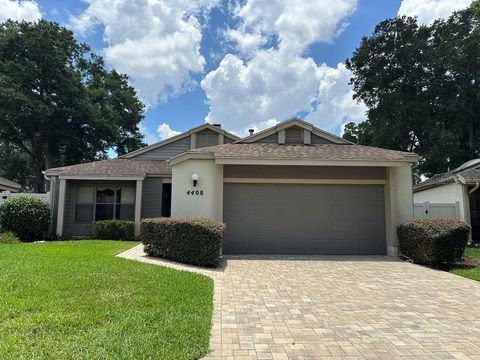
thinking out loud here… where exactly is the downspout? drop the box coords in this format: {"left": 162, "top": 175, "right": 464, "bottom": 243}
{"left": 43, "top": 172, "right": 55, "bottom": 237}
{"left": 469, "top": 181, "right": 480, "bottom": 195}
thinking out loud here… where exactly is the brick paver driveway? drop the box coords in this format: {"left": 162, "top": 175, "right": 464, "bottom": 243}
{"left": 119, "top": 247, "right": 480, "bottom": 359}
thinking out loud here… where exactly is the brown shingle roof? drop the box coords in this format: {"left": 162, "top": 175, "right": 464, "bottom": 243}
{"left": 45, "top": 159, "right": 171, "bottom": 177}
{"left": 187, "top": 143, "right": 418, "bottom": 162}
{"left": 0, "top": 176, "right": 21, "bottom": 190}
{"left": 414, "top": 159, "right": 480, "bottom": 191}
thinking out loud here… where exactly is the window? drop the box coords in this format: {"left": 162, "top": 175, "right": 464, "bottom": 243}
{"left": 75, "top": 185, "right": 135, "bottom": 223}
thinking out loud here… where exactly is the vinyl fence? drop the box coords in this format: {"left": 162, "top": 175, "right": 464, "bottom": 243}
{"left": 414, "top": 201, "right": 460, "bottom": 220}
{"left": 0, "top": 191, "right": 50, "bottom": 205}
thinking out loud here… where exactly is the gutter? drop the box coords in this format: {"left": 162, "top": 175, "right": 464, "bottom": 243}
{"left": 469, "top": 181, "right": 480, "bottom": 195}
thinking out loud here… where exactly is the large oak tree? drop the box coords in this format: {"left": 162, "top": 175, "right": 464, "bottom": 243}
{"left": 0, "top": 20, "right": 145, "bottom": 192}
{"left": 344, "top": 1, "right": 480, "bottom": 178}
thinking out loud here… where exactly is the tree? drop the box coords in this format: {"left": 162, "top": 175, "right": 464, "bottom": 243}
{"left": 0, "top": 20, "right": 145, "bottom": 192}
{"left": 345, "top": 2, "right": 480, "bottom": 178}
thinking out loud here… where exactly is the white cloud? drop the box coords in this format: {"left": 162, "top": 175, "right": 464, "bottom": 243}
{"left": 203, "top": 0, "right": 363, "bottom": 135}
{"left": 398, "top": 0, "right": 472, "bottom": 25}
{"left": 230, "top": 0, "right": 356, "bottom": 54}
{"left": 306, "top": 63, "right": 367, "bottom": 129}
{"left": 157, "top": 123, "right": 181, "bottom": 140}
{"left": 71, "top": 0, "right": 219, "bottom": 105}
{"left": 139, "top": 122, "right": 181, "bottom": 143}
{"left": 0, "top": 0, "right": 41, "bottom": 22}
{"left": 139, "top": 123, "right": 158, "bottom": 145}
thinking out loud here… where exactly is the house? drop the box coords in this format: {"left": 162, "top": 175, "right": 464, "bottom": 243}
{"left": 44, "top": 118, "right": 418, "bottom": 256}
{"left": 414, "top": 159, "right": 480, "bottom": 242}
{"left": 0, "top": 176, "right": 21, "bottom": 192}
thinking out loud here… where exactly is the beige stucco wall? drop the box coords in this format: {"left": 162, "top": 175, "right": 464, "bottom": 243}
{"left": 385, "top": 165, "right": 414, "bottom": 256}
{"left": 171, "top": 159, "right": 223, "bottom": 220}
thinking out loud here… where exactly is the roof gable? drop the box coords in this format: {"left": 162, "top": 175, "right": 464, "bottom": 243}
{"left": 238, "top": 117, "right": 351, "bottom": 145}
{"left": 121, "top": 123, "right": 240, "bottom": 159}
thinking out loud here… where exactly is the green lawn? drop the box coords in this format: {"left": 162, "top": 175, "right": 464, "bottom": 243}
{"left": 0, "top": 240, "right": 214, "bottom": 360}
{"left": 451, "top": 247, "right": 480, "bottom": 281}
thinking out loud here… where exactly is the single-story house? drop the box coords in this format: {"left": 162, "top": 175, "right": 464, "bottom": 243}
{"left": 0, "top": 176, "right": 21, "bottom": 192}
{"left": 414, "top": 159, "right": 480, "bottom": 242}
{"left": 44, "top": 118, "right": 418, "bottom": 256}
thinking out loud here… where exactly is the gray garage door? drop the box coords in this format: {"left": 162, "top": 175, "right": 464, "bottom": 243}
{"left": 223, "top": 183, "right": 386, "bottom": 255}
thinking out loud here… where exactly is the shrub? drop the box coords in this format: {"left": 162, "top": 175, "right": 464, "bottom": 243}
{"left": 140, "top": 217, "right": 225, "bottom": 267}
{"left": 398, "top": 219, "right": 470, "bottom": 266}
{"left": 0, "top": 197, "right": 50, "bottom": 242}
{"left": 93, "top": 220, "right": 135, "bottom": 241}
{"left": 0, "top": 232, "right": 20, "bottom": 244}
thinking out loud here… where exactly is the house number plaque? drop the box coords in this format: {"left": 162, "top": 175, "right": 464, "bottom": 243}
{"left": 186, "top": 190, "right": 204, "bottom": 196}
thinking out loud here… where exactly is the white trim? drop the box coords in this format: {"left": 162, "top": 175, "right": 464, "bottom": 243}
{"left": 224, "top": 178, "right": 387, "bottom": 184}
{"left": 303, "top": 129, "right": 311, "bottom": 145}
{"left": 134, "top": 180, "right": 143, "bottom": 237}
{"left": 59, "top": 175, "right": 145, "bottom": 181}
{"left": 218, "top": 133, "right": 224, "bottom": 145}
{"left": 162, "top": 178, "right": 172, "bottom": 184}
{"left": 278, "top": 129, "right": 286, "bottom": 144}
{"left": 215, "top": 158, "right": 413, "bottom": 167}
{"left": 190, "top": 133, "right": 196, "bottom": 149}
{"left": 56, "top": 178, "right": 66, "bottom": 237}
{"left": 168, "top": 152, "right": 215, "bottom": 165}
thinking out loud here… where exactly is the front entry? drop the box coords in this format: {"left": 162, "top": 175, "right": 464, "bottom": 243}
{"left": 223, "top": 183, "right": 386, "bottom": 255}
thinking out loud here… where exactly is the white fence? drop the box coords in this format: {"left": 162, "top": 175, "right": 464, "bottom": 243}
{"left": 0, "top": 191, "right": 50, "bottom": 205}
{"left": 414, "top": 201, "right": 460, "bottom": 220}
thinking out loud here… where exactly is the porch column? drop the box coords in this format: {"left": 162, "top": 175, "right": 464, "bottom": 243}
{"left": 134, "top": 179, "right": 143, "bottom": 237}
{"left": 56, "top": 178, "right": 66, "bottom": 237}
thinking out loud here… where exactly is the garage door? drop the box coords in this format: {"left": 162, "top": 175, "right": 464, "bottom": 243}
{"left": 223, "top": 183, "right": 386, "bottom": 255}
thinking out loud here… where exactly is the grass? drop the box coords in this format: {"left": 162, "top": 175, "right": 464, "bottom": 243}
{"left": 0, "top": 240, "right": 214, "bottom": 360}
{"left": 451, "top": 247, "right": 480, "bottom": 281}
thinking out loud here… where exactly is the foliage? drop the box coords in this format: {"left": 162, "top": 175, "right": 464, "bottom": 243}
{"left": 345, "top": 2, "right": 480, "bottom": 178}
{"left": 140, "top": 217, "right": 225, "bottom": 267}
{"left": 0, "top": 20, "right": 145, "bottom": 192}
{"left": 93, "top": 220, "right": 135, "bottom": 241}
{"left": 0, "top": 231, "right": 19, "bottom": 243}
{"left": 451, "top": 247, "right": 480, "bottom": 281}
{"left": 398, "top": 219, "right": 470, "bottom": 266}
{"left": 0, "top": 241, "right": 213, "bottom": 359}
{"left": 0, "top": 197, "right": 50, "bottom": 242}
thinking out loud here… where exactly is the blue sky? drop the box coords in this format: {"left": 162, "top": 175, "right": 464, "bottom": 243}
{"left": 0, "top": 0, "right": 472, "bottom": 143}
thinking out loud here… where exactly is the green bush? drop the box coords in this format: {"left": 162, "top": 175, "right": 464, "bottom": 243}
{"left": 0, "top": 197, "right": 50, "bottom": 242}
{"left": 140, "top": 217, "right": 225, "bottom": 267}
{"left": 0, "top": 232, "right": 20, "bottom": 244}
{"left": 93, "top": 220, "right": 135, "bottom": 241}
{"left": 398, "top": 219, "right": 470, "bottom": 266}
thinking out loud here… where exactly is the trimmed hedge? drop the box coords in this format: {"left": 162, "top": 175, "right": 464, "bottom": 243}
{"left": 140, "top": 217, "right": 225, "bottom": 267}
{"left": 93, "top": 220, "right": 135, "bottom": 241}
{"left": 0, "top": 197, "right": 50, "bottom": 242}
{"left": 398, "top": 219, "right": 470, "bottom": 266}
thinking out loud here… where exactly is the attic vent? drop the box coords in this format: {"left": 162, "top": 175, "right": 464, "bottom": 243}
{"left": 212, "top": 124, "right": 221, "bottom": 128}
{"left": 249, "top": 129, "right": 254, "bottom": 136}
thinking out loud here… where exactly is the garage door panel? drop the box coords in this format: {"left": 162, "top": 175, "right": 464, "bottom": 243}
{"left": 223, "top": 183, "right": 386, "bottom": 255}
{"left": 354, "top": 201, "right": 384, "bottom": 219}
{"left": 332, "top": 201, "right": 355, "bottom": 218}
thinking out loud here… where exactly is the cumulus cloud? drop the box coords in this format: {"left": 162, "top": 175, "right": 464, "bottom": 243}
{"left": 0, "top": 0, "right": 41, "bottom": 22}
{"left": 157, "top": 123, "right": 181, "bottom": 140}
{"left": 203, "top": 0, "right": 363, "bottom": 135}
{"left": 139, "top": 122, "right": 181, "bottom": 144}
{"left": 71, "top": 0, "right": 219, "bottom": 105}
{"left": 398, "top": 0, "right": 472, "bottom": 25}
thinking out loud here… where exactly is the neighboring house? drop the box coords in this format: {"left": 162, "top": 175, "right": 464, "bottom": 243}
{"left": 0, "top": 176, "right": 21, "bottom": 192}
{"left": 414, "top": 159, "right": 480, "bottom": 242}
{"left": 45, "top": 118, "right": 418, "bottom": 256}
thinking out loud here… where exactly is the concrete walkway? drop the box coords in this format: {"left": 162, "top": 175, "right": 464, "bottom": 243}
{"left": 118, "top": 245, "right": 480, "bottom": 360}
